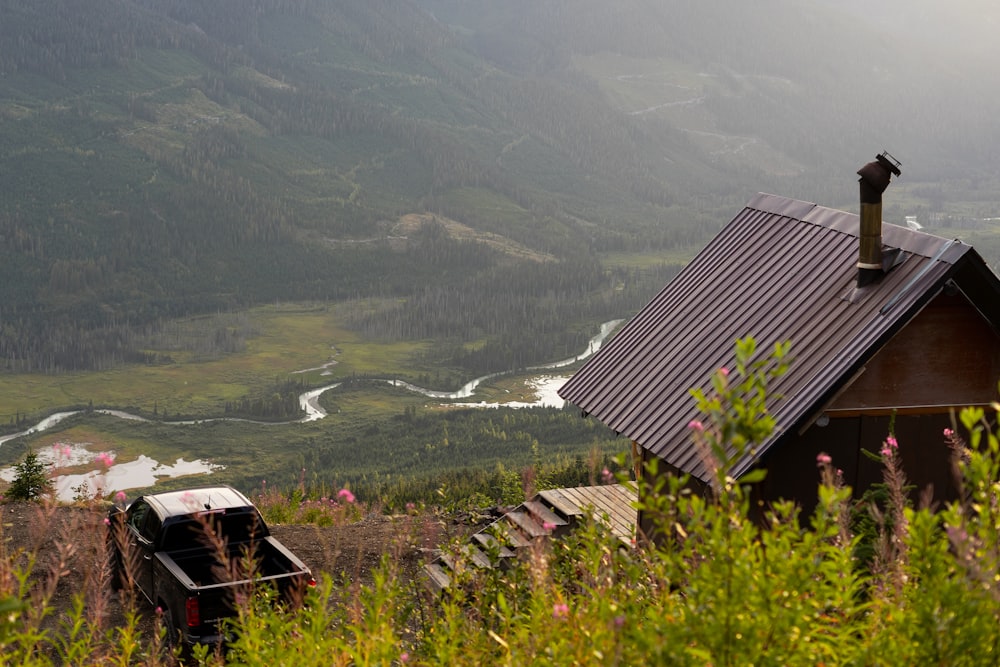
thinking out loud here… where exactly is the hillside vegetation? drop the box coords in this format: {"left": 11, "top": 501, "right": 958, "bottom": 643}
{"left": 4, "top": 0, "right": 1000, "bottom": 378}
{"left": 4, "top": 364, "right": 1000, "bottom": 666}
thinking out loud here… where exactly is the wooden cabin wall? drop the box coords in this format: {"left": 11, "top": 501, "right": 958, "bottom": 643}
{"left": 756, "top": 414, "right": 959, "bottom": 520}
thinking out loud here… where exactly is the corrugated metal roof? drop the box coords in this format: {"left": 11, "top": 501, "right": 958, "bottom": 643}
{"left": 559, "top": 193, "right": 993, "bottom": 482}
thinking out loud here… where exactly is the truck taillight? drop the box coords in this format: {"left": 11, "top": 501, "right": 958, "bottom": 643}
{"left": 185, "top": 596, "right": 201, "bottom": 627}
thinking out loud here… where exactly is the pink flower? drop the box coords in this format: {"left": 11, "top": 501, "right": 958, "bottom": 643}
{"left": 816, "top": 453, "right": 832, "bottom": 466}
{"left": 614, "top": 614, "right": 626, "bottom": 628}
{"left": 718, "top": 367, "right": 730, "bottom": 377}
{"left": 115, "top": 491, "right": 127, "bottom": 503}
{"left": 95, "top": 452, "right": 115, "bottom": 467}
{"left": 886, "top": 435, "right": 898, "bottom": 449}
{"left": 103, "top": 517, "right": 111, "bottom": 526}
{"left": 688, "top": 420, "right": 704, "bottom": 432}
{"left": 337, "top": 489, "right": 355, "bottom": 504}
{"left": 552, "top": 603, "right": 569, "bottom": 619}
{"left": 943, "top": 428, "right": 955, "bottom": 439}
{"left": 400, "top": 653, "right": 410, "bottom": 664}
{"left": 880, "top": 445, "right": 894, "bottom": 458}
{"left": 601, "top": 467, "right": 614, "bottom": 484}
{"left": 543, "top": 521, "right": 557, "bottom": 532}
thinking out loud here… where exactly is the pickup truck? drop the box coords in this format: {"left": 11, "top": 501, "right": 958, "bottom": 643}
{"left": 107, "top": 485, "right": 314, "bottom": 650}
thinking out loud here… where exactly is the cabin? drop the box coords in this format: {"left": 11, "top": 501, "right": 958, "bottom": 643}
{"left": 558, "top": 155, "right": 1000, "bottom": 529}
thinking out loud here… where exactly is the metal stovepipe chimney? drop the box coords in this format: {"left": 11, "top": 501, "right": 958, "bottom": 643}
{"left": 856, "top": 151, "right": 902, "bottom": 287}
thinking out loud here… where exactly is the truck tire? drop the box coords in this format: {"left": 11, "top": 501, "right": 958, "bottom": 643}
{"left": 106, "top": 543, "right": 123, "bottom": 592}
{"left": 163, "top": 604, "right": 179, "bottom": 650}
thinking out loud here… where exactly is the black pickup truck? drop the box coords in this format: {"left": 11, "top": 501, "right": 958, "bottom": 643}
{"left": 107, "top": 485, "right": 314, "bottom": 650}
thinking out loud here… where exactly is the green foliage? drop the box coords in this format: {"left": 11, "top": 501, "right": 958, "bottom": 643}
{"left": 687, "top": 337, "right": 790, "bottom": 492}
{"left": 252, "top": 480, "right": 361, "bottom": 527}
{"left": 6, "top": 341, "right": 1000, "bottom": 665}
{"left": 5, "top": 453, "right": 52, "bottom": 501}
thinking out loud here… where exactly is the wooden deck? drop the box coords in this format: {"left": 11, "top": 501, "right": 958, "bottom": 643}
{"left": 538, "top": 484, "right": 637, "bottom": 544}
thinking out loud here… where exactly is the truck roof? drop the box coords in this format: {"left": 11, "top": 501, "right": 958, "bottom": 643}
{"left": 142, "top": 485, "right": 254, "bottom": 519}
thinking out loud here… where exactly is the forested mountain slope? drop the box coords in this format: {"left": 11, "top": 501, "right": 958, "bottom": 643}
{"left": 2, "top": 0, "right": 998, "bottom": 376}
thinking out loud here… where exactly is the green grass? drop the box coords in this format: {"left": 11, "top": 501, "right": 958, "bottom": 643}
{"left": 0, "top": 304, "right": 431, "bottom": 422}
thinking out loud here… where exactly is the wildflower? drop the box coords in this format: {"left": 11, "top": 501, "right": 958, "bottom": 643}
{"left": 614, "top": 615, "right": 626, "bottom": 628}
{"left": 543, "top": 521, "right": 557, "bottom": 532}
{"left": 552, "top": 603, "right": 569, "bottom": 619}
{"left": 816, "top": 452, "right": 832, "bottom": 466}
{"left": 337, "top": 488, "right": 356, "bottom": 503}
{"left": 688, "top": 420, "right": 704, "bottom": 432}
{"left": 95, "top": 452, "right": 115, "bottom": 467}
{"left": 943, "top": 428, "right": 955, "bottom": 439}
{"left": 63, "top": 445, "right": 72, "bottom": 458}
{"left": 601, "top": 467, "right": 614, "bottom": 484}
{"left": 103, "top": 517, "right": 111, "bottom": 526}
{"left": 880, "top": 434, "right": 899, "bottom": 458}
{"left": 400, "top": 653, "right": 410, "bottom": 664}
{"left": 155, "top": 606, "right": 163, "bottom": 617}
{"left": 115, "top": 490, "right": 127, "bottom": 503}
{"left": 718, "top": 367, "right": 730, "bottom": 377}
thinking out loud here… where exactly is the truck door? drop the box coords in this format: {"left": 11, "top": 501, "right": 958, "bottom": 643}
{"left": 125, "top": 500, "right": 158, "bottom": 602}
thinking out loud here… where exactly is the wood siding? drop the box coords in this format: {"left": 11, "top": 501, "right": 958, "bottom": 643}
{"left": 828, "top": 292, "right": 1000, "bottom": 413}
{"left": 758, "top": 414, "right": 959, "bottom": 519}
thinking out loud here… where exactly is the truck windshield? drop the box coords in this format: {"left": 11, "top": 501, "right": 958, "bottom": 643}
{"left": 162, "top": 512, "right": 266, "bottom": 552}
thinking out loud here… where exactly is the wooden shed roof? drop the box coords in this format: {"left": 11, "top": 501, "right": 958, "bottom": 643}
{"left": 559, "top": 193, "right": 1000, "bottom": 483}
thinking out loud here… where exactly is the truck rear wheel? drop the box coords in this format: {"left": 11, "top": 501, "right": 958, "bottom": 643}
{"left": 162, "top": 604, "right": 179, "bottom": 649}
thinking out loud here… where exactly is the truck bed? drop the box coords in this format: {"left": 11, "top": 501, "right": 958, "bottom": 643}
{"left": 159, "top": 537, "right": 308, "bottom": 591}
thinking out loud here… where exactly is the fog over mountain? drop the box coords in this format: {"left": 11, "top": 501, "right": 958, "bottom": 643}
{"left": 1, "top": 0, "right": 998, "bottom": 374}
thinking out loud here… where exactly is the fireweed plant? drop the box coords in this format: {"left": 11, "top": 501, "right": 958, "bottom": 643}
{"left": 1, "top": 338, "right": 1000, "bottom": 664}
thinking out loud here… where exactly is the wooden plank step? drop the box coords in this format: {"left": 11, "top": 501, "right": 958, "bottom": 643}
{"left": 538, "top": 488, "right": 585, "bottom": 518}
{"left": 423, "top": 562, "right": 451, "bottom": 592}
{"left": 439, "top": 546, "right": 491, "bottom": 572}
{"left": 523, "top": 499, "right": 569, "bottom": 527}
{"left": 490, "top": 520, "right": 533, "bottom": 549}
{"left": 505, "top": 509, "right": 548, "bottom": 539}
{"left": 462, "top": 544, "right": 492, "bottom": 569}
{"left": 472, "top": 532, "right": 516, "bottom": 559}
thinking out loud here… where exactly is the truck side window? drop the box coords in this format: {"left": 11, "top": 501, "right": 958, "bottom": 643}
{"left": 142, "top": 512, "right": 162, "bottom": 543}
{"left": 128, "top": 501, "right": 150, "bottom": 537}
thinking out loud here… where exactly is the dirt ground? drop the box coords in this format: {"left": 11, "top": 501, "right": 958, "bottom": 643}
{"left": 0, "top": 502, "right": 475, "bottom": 653}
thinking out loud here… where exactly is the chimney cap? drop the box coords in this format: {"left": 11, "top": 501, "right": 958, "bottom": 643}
{"left": 876, "top": 150, "right": 902, "bottom": 177}
{"left": 858, "top": 151, "right": 902, "bottom": 200}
